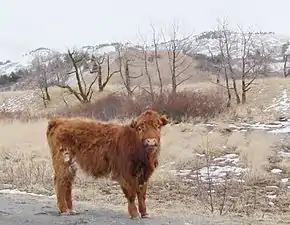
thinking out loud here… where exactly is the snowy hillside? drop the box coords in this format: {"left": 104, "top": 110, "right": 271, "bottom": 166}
{"left": 0, "top": 47, "right": 61, "bottom": 75}
{"left": 193, "top": 31, "right": 290, "bottom": 73}
{"left": 1, "top": 31, "right": 290, "bottom": 77}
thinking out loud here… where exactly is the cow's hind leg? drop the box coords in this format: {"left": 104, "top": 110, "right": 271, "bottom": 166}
{"left": 52, "top": 152, "right": 77, "bottom": 215}
{"left": 137, "top": 182, "right": 150, "bottom": 218}
{"left": 121, "top": 186, "right": 139, "bottom": 219}
{"left": 54, "top": 171, "right": 76, "bottom": 215}
{"left": 53, "top": 174, "right": 67, "bottom": 214}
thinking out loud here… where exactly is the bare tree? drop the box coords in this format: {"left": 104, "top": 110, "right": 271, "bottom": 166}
{"left": 151, "top": 24, "right": 163, "bottom": 96}
{"left": 31, "top": 53, "right": 53, "bottom": 107}
{"left": 162, "top": 22, "right": 196, "bottom": 95}
{"left": 141, "top": 45, "right": 155, "bottom": 102}
{"left": 54, "top": 49, "right": 96, "bottom": 104}
{"left": 89, "top": 49, "right": 120, "bottom": 92}
{"left": 211, "top": 20, "right": 271, "bottom": 104}
{"left": 217, "top": 21, "right": 241, "bottom": 104}
{"left": 207, "top": 35, "right": 233, "bottom": 107}
{"left": 116, "top": 43, "right": 142, "bottom": 97}
{"left": 282, "top": 42, "right": 290, "bottom": 77}
{"left": 137, "top": 31, "right": 155, "bottom": 102}
{"left": 237, "top": 25, "right": 272, "bottom": 103}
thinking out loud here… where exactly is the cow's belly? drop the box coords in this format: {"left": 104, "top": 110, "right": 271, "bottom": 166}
{"left": 74, "top": 151, "right": 112, "bottom": 179}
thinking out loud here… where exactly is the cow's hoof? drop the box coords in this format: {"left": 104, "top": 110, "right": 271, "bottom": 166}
{"left": 130, "top": 214, "right": 141, "bottom": 220}
{"left": 60, "top": 210, "right": 78, "bottom": 216}
{"left": 141, "top": 213, "right": 151, "bottom": 219}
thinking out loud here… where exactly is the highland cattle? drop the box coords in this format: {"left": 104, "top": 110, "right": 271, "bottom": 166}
{"left": 46, "top": 109, "right": 168, "bottom": 219}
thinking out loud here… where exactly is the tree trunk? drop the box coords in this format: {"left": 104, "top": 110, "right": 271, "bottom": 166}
{"left": 171, "top": 51, "right": 177, "bottom": 96}
{"left": 241, "top": 79, "right": 246, "bottom": 104}
{"left": 44, "top": 87, "right": 50, "bottom": 101}
{"left": 40, "top": 89, "right": 47, "bottom": 108}
{"left": 284, "top": 55, "right": 288, "bottom": 78}
{"left": 144, "top": 51, "right": 154, "bottom": 102}
{"left": 232, "top": 78, "right": 240, "bottom": 104}
{"left": 125, "top": 61, "right": 133, "bottom": 97}
{"left": 98, "top": 65, "right": 103, "bottom": 92}
{"left": 242, "top": 91, "right": 246, "bottom": 104}
{"left": 224, "top": 68, "right": 231, "bottom": 107}
{"left": 154, "top": 45, "right": 163, "bottom": 96}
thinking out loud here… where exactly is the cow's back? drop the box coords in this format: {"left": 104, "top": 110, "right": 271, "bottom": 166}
{"left": 47, "top": 117, "right": 121, "bottom": 178}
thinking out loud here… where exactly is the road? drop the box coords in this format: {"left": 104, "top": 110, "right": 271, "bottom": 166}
{"left": 0, "top": 191, "right": 209, "bottom": 225}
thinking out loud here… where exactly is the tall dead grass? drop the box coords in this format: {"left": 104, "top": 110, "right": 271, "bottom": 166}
{"left": 0, "top": 107, "right": 288, "bottom": 220}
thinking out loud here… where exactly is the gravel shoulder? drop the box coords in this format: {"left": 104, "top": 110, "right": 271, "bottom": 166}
{"left": 0, "top": 189, "right": 288, "bottom": 225}
{"left": 0, "top": 192, "right": 210, "bottom": 225}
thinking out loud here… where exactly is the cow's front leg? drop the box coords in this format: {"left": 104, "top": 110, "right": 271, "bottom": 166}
{"left": 121, "top": 186, "right": 139, "bottom": 219}
{"left": 137, "top": 182, "right": 150, "bottom": 218}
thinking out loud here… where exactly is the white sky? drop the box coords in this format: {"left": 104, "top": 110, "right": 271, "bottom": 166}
{"left": 1, "top": 0, "right": 290, "bottom": 61}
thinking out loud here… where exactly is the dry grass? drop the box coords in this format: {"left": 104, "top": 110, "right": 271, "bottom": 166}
{"left": 1, "top": 75, "right": 290, "bottom": 223}
{"left": 0, "top": 118, "right": 289, "bottom": 224}
{"left": 214, "top": 76, "right": 290, "bottom": 122}
{"left": 1, "top": 75, "right": 289, "bottom": 122}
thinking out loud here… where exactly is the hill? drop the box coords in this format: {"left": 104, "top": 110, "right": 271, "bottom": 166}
{"left": 0, "top": 30, "right": 289, "bottom": 92}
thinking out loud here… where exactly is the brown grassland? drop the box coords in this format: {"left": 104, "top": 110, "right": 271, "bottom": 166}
{"left": 1, "top": 76, "right": 290, "bottom": 224}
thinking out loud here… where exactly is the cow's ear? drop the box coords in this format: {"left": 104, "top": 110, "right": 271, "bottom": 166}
{"left": 160, "top": 115, "right": 169, "bottom": 126}
{"left": 130, "top": 119, "right": 137, "bottom": 128}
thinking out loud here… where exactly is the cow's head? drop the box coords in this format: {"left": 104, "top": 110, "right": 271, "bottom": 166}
{"left": 130, "top": 110, "right": 168, "bottom": 150}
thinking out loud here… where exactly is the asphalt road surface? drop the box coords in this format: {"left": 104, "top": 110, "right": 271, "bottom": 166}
{"left": 0, "top": 191, "right": 210, "bottom": 225}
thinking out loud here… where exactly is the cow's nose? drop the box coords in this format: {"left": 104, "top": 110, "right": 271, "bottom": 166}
{"left": 144, "top": 138, "right": 158, "bottom": 147}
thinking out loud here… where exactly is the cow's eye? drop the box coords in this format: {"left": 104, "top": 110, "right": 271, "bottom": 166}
{"left": 137, "top": 127, "right": 142, "bottom": 132}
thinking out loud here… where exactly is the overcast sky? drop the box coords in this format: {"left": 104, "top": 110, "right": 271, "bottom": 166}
{"left": 1, "top": 0, "right": 290, "bottom": 61}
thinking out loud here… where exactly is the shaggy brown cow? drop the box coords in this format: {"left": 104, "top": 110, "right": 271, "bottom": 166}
{"left": 46, "top": 109, "right": 168, "bottom": 219}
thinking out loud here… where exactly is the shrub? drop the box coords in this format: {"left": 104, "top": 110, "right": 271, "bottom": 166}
{"left": 0, "top": 110, "right": 39, "bottom": 122}
{"left": 52, "top": 93, "right": 125, "bottom": 121}
{"left": 52, "top": 90, "right": 227, "bottom": 122}
{"left": 151, "top": 90, "right": 226, "bottom": 122}
{"left": 0, "top": 90, "right": 227, "bottom": 123}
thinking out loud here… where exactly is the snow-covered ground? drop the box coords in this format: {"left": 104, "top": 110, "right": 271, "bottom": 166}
{"left": 167, "top": 153, "right": 246, "bottom": 184}
{"left": 265, "top": 89, "right": 290, "bottom": 117}
{"left": 160, "top": 88, "right": 290, "bottom": 205}
{"left": 0, "top": 90, "right": 39, "bottom": 112}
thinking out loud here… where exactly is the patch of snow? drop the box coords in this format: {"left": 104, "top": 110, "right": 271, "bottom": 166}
{"left": 269, "top": 202, "right": 275, "bottom": 206}
{"left": 194, "top": 153, "right": 205, "bottom": 157}
{"left": 169, "top": 153, "right": 245, "bottom": 184}
{"left": 271, "top": 168, "right": 282, "bottom": 174}
{"left": 279, "top": 151, "right": 290, "bottom": 158}
{"left": 213, "top": 154, "right": 239, "bottom": 164}
{"left": 0, "top": 90, "right": 38, "bottom": 112}
{"left": 228, "top": 121, "right": 290, "bottom": 133}
{"left": 266, "top": 185, "right": 279, "bottom": 189}
{"left": 281, "top": 178, "right": 289, "bottom": 183}
{"left": 265, "top": 90, "right": 290, "bottom": 116}
{"left": 237, "top": 179, "right": 245, "bottom": 183}
{"left": 269, "top": 126, "right": 290, "bottom": 134}
{"left": 266, "top": 194, "right": 277, "bottom": 199}
{"left": 196, "top": 165, "right": 246, "bottom": 183}
{"left": 0, "top": 189, "right": 46, "bottom": 197}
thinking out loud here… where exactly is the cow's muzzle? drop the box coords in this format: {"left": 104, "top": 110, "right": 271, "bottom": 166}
{"left": 143, "top": 138, "right": 159, "bottom": 148}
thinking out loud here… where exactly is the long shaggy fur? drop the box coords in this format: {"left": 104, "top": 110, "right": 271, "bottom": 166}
{"left": 46, "top": 110, "right": 168, "bottom": 219}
